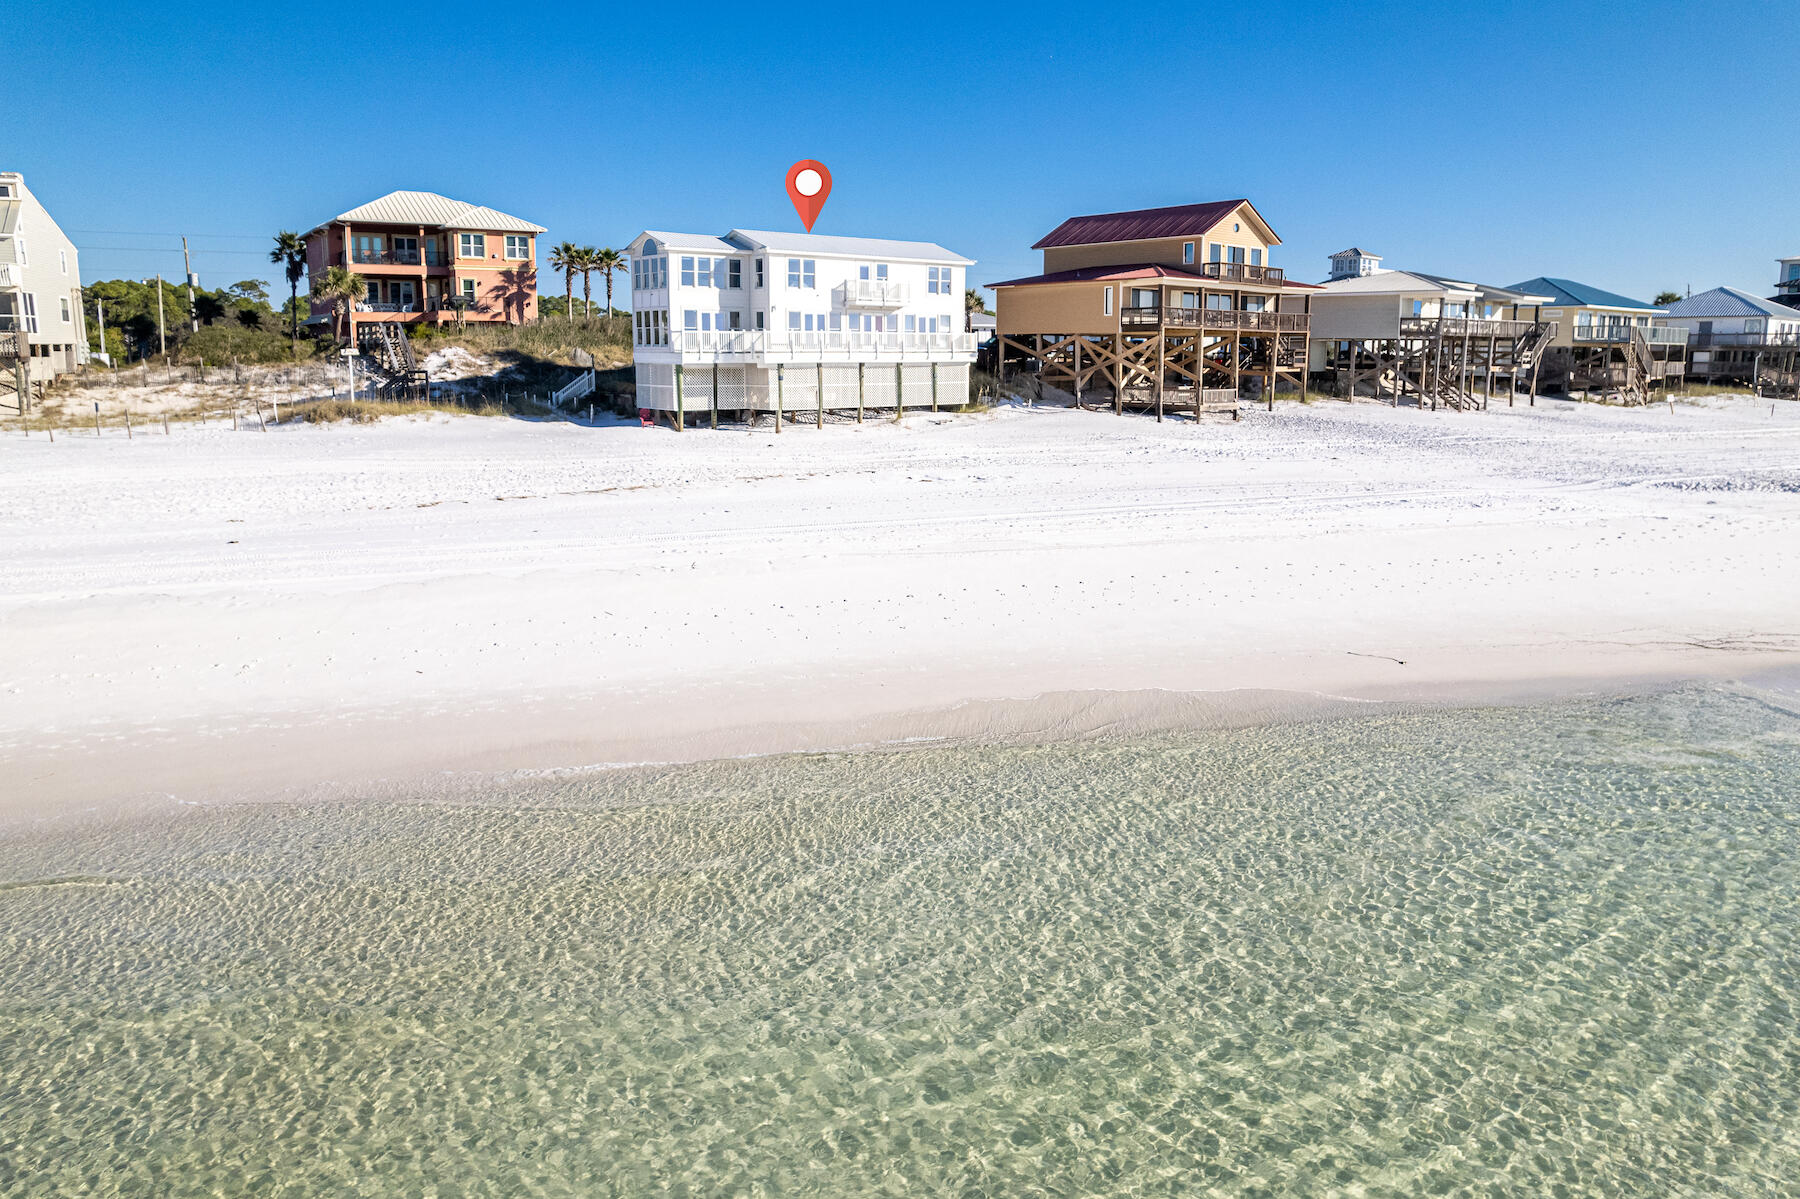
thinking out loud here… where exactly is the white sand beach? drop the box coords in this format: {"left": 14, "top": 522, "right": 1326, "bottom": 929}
{"left": 5, "top": 394, "right": 1799, "bottom": 817}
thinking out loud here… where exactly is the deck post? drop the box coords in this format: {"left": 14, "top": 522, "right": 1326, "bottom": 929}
{"left": 817, "top": 362, "right": 825, "bottom": 429}
{"left": 895, "top": 362, "right": 904, "bottom": 422}
{"left": 931, "top": 362, "right": 938, "bottom": 413}
{"left": 1072, "top": 339, "right": 1081, "bottom": 410}
{"left": 857, "top": 362, "right": 865, "bottom": 423}
{"left": 711, "top": 362, "right": 720, "bottom": 428}
{"left": 775, "top": 364, "right": 783, "bottom": 433}
{"left": 674, "top": 364, "right": 685, "bottom": 432}
{"left": 1114, "top": 334, "right": 1123, "bottom": 415}
{"left": 1155, "top": 334, "right": 1165, "bottom": 423}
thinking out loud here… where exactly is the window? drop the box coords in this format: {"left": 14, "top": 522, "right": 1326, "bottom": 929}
{"left": 829, "top": 314, "right": 841, "bottom": 331}
{"left": 697, "top": 258, "right": 712, "bottom": 288}
{"left": 700, "top": 313, "right": 712, "bottom": 331}
{"left": 859, "top": 265, "right": 870, "bottom": 280}
{"left": 1228, "top": 246, "right": 1246, "bottom": 264}
{"left": 1209, "top": 244, "right": 1221, "bottom": 263}
{"left": 684, "top": 309, "right": 698, "bottom": 330}
{"left": 728, "top": 260, "right": 742, "bottom": 289}
{"left": 60, "top": 296, "right": 71, "bottom": 322}
{"left": 0, "top": 183, "right": 10, "bottom": 198}
{"left": 1242, "top": 296, "right": 1267, "bottom": 313}
{"left": 905, "top": 315, "right": 916, "bottom": 332}
{"left": 458, "top": 233, "right": 485, "bottom": 259}
{"left": 728, "top": 311, "right": 742, "bottom": 330}
{"left": 789, "top": 311, "right": 801, "bottom": 330}
{"left": 16, "top": 237, "right": 26, "bottom": 266}
{"left": 786, "top": 258, "right": 816, "bottom": 288}
{"left": 755, "top": 312, "right": 764, "bottom": 330}
{"left": 1412, "top": 300, "right": 1424, "bottom": 316}
{"left": 1102, "top": 286, "right": 1113, "bottom": 316}
{"left": 504, "top": 235, "right": 530, "bottom": 259}
{"left": 22, "top": 293, "right": 37, "bottom": 333}
{"left": 681, "top": 256, "right": 696, "bottom": 286}
{"left": 460, "top": 278, "right": 477, "bottom": 302}
{"left": 1207, "top": 293, "right": 1233, "bottom": 310}
{"left": 60, "top": 249, "right": 68, "bottom": 275}
{"left": 366, "top": 281, "right": 380, "bottom": 304}
{"left": 1250, "top": 248, "right": 1262, "bottom": 267}
{"left": 755, "top": 258, "right": 764, "bottom": 287}
{"left": 876, "top": 264, "right": 888, "bottom": 281}
{"left": 1182, "top": 241, "right": 1194, "bottom": 265}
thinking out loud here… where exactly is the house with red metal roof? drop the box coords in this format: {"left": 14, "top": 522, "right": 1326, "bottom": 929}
{"left": 989, "top": 199, "right": 1317, "bottom": 419}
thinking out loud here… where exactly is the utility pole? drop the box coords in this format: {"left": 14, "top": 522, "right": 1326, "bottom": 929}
{"left": 95, "top": 296, "right": 104, "bottom": 359}
{"left": 182, "top": 237, "right": 199, "bottom": 332}
{"left": 155, "top": 275, "right": 167, "bottom": 356}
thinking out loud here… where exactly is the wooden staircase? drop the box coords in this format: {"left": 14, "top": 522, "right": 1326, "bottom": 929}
{"left": 355, "top": 323, "right": 428, "bottom": 399}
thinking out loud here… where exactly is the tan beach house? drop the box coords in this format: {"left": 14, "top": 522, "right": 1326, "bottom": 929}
{"left": 1505, "top": 277, "right": 1686, "bottom": 402}
{"left": 302, "top": 191, "right": 544, "bottom": 336}
{"left": 1, "top": 171, "right": 88, "bottom": 400}
{"left": 990, "top": 199, "right": 1315, "bottom": 418}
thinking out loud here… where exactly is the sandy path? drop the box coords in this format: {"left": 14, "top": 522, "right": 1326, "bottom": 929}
{"left": 4, "top": 395, "right": 1799, "bottom": 813}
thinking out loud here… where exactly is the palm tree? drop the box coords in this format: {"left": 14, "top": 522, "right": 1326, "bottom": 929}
{"left": 594, "top": 248, "right": 627, "bottom": 317}
{"left": 573, "top": 246, "right": 601, "bottom": 320}
{"left": 310, "top": 266, "right": 367, "bottom": 343}
{"left": 269, "top": 231, "right": 308, "bottom": 353}
{"left": 548, "top": 241, "right": 581, "bottom": 323}
{"left": 965, "top": 287, "right": 990, "bottom": 333}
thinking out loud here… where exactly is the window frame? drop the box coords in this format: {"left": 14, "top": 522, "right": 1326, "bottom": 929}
{"left": 1182, "top": 241, "right": 1194, "bottom": 265}
{"left": 1102, "top": 286, "right": 1113, "bottom": 316}
{"left": 458, "top": 233, "right": 486, "bottom": 259}
{"left": 503, "top": 235, "right": 530, "bottom": 260}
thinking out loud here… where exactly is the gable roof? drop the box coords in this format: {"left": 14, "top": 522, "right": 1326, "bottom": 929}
{"left": 632, "top": 230, "right": 739, "bottom": 254}
{"left": 314, "top": 190, "right": 544, "bottom": 234}
{"left": 1410, "top": 272, "right": 1555, "bottom": 305}
{"left": 988, "top": 262, "right": 1321, "bottom": 289}
{"left": 1663, "top": 286, "right": 1799, "bottom": 320}
{"left": 726, "top": 229, "right": 971, "bottom": 264}
{"left": 1506, "top": 276, "right": 1659, "bottom": 311}
{"left": 1332, "top": 247, "right": 1378, "bottom": 258}
{"left": 1031, "top": 199, "right": 1278, "bottom": 249}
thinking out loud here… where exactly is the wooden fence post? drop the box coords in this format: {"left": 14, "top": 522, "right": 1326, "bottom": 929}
{"left": 857, "top": 362, "right": 865, "bottom": 423}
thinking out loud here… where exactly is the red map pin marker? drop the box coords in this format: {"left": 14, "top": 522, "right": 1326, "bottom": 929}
{"left": 785, "top": 160, "right": 832, "bottom": 231}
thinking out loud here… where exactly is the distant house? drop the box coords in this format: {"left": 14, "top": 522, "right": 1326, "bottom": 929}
{"left": 0, "top": 171, "right": 87, "bottom": 393}
{"left": 1767, "top": 255, "right": 1800, "bottom": 312}
{"left": 1306, "top": 262, "right": 1556, "bottom": 407}
{"left": 302, "top": 191, "right": 544, "bottom": 336}
{"left": 626, "top": 228, "right": 976, "bottom": 424}
{"left": 967, "top": 310, "right": 995, "bottom": 340}
{"left": 1506, "top": 277, "right": 1686, "bottom": 401}
{"left": 1664, "top": 286, "right": 1800, "bottom": 394}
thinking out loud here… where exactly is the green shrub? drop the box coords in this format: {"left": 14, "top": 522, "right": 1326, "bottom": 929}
{"left": 178, "top": 324, "right": 317, "bottom": 366}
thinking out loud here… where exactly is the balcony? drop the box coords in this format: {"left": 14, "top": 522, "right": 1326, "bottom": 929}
{"left": 1399, "top": 316, "right": 1547, "bottom": 339}
{"left": 1572, "top": 324, "right": 1687, "bottom": 345}
{"left": 349, "top": 249, "right": 446, "bottom": 267}
{"left": 1777, "top": 278, "right": 1800, "bottom": 295}
{"left": 1196, "top": 261, "right": 1284, "bottom": 286}
{"left": 664, "top": 329, "right": 975, "bottom": 362}
{"left": 0, "top": 263, "right": 17, "bottom": 289}
{"left": 835, "top": 280, "right": 911, "bottom": 308}
{"left": 1120, "top": 305, "right": 1308, "bottom": 333}
{"left": 355, "top": 301, "right": 420, "bottom": 313}
{"left": 1692, "top": 331, "right": 1800, "bottom": 348}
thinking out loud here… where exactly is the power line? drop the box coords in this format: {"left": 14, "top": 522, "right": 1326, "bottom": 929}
{"left": 68, "top": 228, "right": 272, "bottom": 240}
{"left": 80, "top": 245, "right": 278, "bottom": 255}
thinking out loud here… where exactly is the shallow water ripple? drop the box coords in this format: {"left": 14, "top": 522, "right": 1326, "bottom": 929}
{"left": 3, "top": 687, "right": 1798, "bottom": 1196}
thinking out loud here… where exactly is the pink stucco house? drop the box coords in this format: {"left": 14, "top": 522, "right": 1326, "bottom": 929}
{"left": 303, "top": 190, "right": 544, "bottom": 333}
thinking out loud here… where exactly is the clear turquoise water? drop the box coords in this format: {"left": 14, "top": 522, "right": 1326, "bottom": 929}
{"left": 3, "top": 686, "right": 1799, "bottom": 1197}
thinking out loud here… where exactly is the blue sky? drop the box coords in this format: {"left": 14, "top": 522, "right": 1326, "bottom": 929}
{"left": 14, "top": 0, "right": 1800, "bottom": 303}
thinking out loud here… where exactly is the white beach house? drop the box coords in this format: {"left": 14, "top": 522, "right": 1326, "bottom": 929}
{"left": 627, "top": 229, "right": 975, "bottom": 424}
{"left": 1, "top": 171, "right": 88, "bottom": 392}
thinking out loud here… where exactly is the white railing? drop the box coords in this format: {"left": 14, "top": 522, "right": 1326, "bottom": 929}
{"left": 835, "top": 280, "right": 911, "bottom": 308}
{"left": 552, "top": 369, "right": 596, "bottom": 407}
{"left": 668, "top": 329, "right": 975, "bottom": 360}
{"left": 0, "top": 264, "right": 19, "bottom": 289}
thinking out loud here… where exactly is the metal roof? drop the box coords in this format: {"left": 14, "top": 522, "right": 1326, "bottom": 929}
{"left": 989, "top": 262, "right": 1319, "bottom": 290}
{"left": 1506, "top": 276, "right": 1659, "bottom": 311}
{"left": 1312, "top": 270, "right": 1480, "bottom": 298}
{"left": 1663, "top": 286, "right": 1799, "bottom": 320}
{"left": 1410, "top": 272, "right": 1554, "bottom": 305}
{"left": 632, "top": 230, "right": 739, "bottom": 254}
{"left": 726, "top": 229, "right": 971, "bottom": 264}
{"left": 1031, "top": 199, "right": 1277, "bottom": 249}
{"left": 316, "top": 190, "right": 544, "bottom": 234}
{"left": 1332, "top": 247, "right": 1378, "bottom": 258}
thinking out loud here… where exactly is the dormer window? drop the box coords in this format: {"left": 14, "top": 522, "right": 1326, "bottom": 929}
{"left": 1182, "top": 242, "right": 1194, "bottom": 265}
